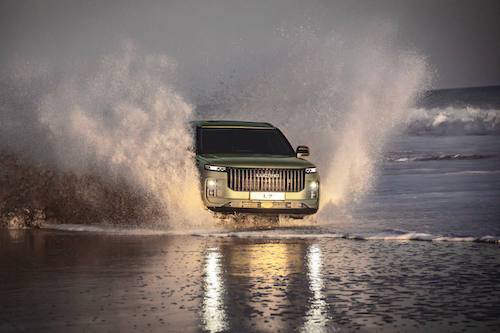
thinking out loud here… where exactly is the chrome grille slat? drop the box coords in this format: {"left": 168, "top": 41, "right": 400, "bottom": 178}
{"left": 227, "top": 168, "right": 305, "bottom": 192}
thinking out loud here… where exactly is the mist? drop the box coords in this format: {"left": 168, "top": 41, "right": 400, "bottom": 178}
{"left": 2, "top": 0, "right": 499, "bottom": 89}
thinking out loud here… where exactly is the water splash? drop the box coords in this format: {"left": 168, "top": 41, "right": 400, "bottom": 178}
{"left": 198, "top": 26, "right": 430, "bottom": 216}
{"left": 2, "top": 26, "right": 430, "bottom": 227}
{"left": 1, "top": 43, "right": 213, "bottom": 228}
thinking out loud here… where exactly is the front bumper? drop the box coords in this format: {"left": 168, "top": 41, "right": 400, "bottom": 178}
{"left": 208, "top": 206, "right": 318, "bottom": 215}
{"left": 200, "top": 169, "right": 319, "bottom": 216}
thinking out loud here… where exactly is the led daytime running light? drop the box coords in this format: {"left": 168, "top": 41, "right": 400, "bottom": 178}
{"left": 305, "top": 167, "right": 317, "bottom": 174}
{"left": 205, "top": 165, "right": 226, "bottom": 172}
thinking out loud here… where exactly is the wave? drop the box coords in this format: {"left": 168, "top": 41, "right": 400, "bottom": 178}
{"left": 200, "top": 230, "right": 499, "bottom": 243}
{"left": 40, "top": 223, "right": 171, "bottom": 235}
{"left": 40, "top": 223, "right": 500, "bottom": 245}
{"left": 40, "top": 222, "right": 217, "bottom": 236}
{"left": 199, "top": 230, "right": 500, "bottom": 244}
{"left": 385, "top": 152, "right": 497, "bottom": 163}
{"left": 406, "top": 107, "right": 500, "bottom": 135}
{"left": 439, "top": 170, "right": 500, "bottom": 175}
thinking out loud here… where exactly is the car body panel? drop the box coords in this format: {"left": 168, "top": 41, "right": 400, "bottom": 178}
{"left": 197, "top": 155, "right": 315, "bottom": 169}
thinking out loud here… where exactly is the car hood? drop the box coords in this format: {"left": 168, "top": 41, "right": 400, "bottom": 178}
{"left": 198, "top": 154, "right": 315, "bottom": 169}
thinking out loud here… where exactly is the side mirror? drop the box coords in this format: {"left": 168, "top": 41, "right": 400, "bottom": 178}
{"left": 296, "top": 145, "right": 310, "bottom": 157}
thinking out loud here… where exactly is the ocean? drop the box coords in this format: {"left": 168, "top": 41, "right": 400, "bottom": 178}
{"left": 1, "top": 86, "right": 499, "bottom": 332}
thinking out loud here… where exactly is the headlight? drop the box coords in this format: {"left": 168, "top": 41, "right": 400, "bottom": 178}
{"left": 205, "top": 165, "right": 226, "bottom": 172}
{"left": 305, "top": 167, "right": 317, "bottom": 174}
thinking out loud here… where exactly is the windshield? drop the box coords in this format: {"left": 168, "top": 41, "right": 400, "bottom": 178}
{"left": 197, "top": 128, "right": 296, "bottom": 156}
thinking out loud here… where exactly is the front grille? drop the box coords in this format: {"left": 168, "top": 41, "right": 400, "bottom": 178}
{"left": 227, "top": 168, "right": 305, "bottom": 192}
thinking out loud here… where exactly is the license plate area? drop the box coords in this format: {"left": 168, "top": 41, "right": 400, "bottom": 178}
{"left": 250, "top": 192, "right": 285, "bottom": 201}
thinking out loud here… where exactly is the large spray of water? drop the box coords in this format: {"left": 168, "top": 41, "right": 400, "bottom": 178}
{"left": 1, "top": 44, "right": 213, "bottom": 228}
{"left": 200, "top": 27, "right": 429, "bottom": 218}
{"left": 1, "top": 26, "right": 429, "bottom": 227}
{"left": 39, "top": 44, "right": 214, "bottom": 227}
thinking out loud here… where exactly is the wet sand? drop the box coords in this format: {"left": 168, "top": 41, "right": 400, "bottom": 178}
{"left": 1, "top": 229, "right": 499, "bottom": 332}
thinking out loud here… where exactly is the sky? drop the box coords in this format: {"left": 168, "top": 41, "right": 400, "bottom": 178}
{"left": 1, "top": 0, "right": 499, "bottom": 89}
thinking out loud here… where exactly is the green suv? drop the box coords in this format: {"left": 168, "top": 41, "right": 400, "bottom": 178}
{"left": 194, "top": 120, "right": 319, "bottom": 216}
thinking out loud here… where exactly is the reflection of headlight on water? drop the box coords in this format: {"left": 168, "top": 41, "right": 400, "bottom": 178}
{"left": 307, "top": 244, "right": 323, "bottom": 287}
{"left": 301, "top": 244, "right": 329, "bottom": 333}
{"left": 203, "top": 248, "right": 227, "bottom": 333}
{"left": 202, "top": 243, "right": 329, "bottom": 332}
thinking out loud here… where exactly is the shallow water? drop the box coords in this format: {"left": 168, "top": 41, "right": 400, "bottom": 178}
{"left": 1, "top": 134, "right": 500, "bottom": 332}
{"left": 346, "top": 135, "right": 500, "bottom": 238}
{"left": 1, "top": 229, "right": 499, "bottom": 332}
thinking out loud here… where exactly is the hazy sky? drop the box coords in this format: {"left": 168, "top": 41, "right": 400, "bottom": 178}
{"left": 1, "top": 0, "right": 499, "bottom": 89}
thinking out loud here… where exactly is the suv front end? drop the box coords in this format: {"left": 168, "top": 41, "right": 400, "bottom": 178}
{"left": 195, "top": 121, "right": 319, "bottom": 217}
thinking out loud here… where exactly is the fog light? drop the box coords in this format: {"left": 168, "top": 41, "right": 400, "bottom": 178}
{"left": 207, "top": 179, "right": 217, "bottom": 197}
{"left": 309, "top": 181, "right": 319, "bottom": 199}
